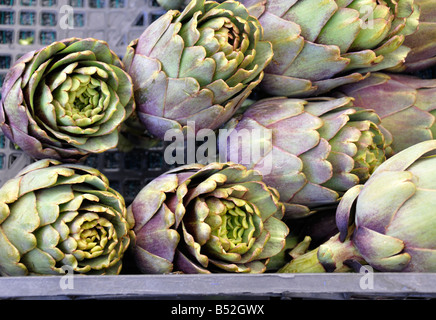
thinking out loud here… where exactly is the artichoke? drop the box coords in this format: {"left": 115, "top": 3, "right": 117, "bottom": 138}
{"left": 0, "top": 38, "right": 135, "bottom": 162}
{"left": 336, "top": 72, "right": 436, "bottom": 154}
{"left": 241, "top": 0, "right": 420, "bottom": 97}
{"left": 220, "top": 96, "right": 391, "bottom": 218}
{"left": 117, "top": 113, "right": 162, "bottom": 152}
{"left": 123, "top": 0, "right": 273, "bottom": 140}
{"left": 128, "top": 162, "right": 289, "bottom": 273}
{"left": 0, "top": 159, "right": 133, "bottom": 276}
{"left": 279, "top": 139, "right": 436, "bottom": 273}
{"left": 393, "top": 0, "right": 436, "bottom": 72}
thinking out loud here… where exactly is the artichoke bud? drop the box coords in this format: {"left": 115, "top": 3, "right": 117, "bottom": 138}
{"left": 0, "top": 159, "right": 133, "bottom": 276}
{"left": 123, "top": 0, "right": 274, "bottom": 140}
{"left": 241, "top": 0, "right": 420, "bottom": 97}
{"left": 0, "top": 38, "right": 135, "bottom": 162}
{"left": 220, "top": 97, "right": 390, "bottom": 218}
{"left": 129, "top": 162, "right": 289, "bottom": 274}
{"left": 280, "top": 140, "right": 436, "bottom": 273}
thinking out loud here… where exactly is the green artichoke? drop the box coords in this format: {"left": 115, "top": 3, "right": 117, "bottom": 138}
{"left": 0, "top": 159, "right": 133, "bottom": 276}
{"left": 220, "top": 96, "right": 391, "bottom": 218}
{"left": 393, "top": 0, "right": 436, "bottom": 72}
{"left": 336, "top": 73, "right": 436, "bottom": 154}
{"left": 123, "top": 0, "right": 273, "bottom": 140}
{"left": 242, "top": 0, "right": 420, "bottom": 97}
{"left": 0, "top": 38, "right": 135, "bottom": 162}
{"left": 279, "top": 140, "right": 436, "bottom": 273}
{"left": 128, "top": 162, "right": 289, "bottom": 273}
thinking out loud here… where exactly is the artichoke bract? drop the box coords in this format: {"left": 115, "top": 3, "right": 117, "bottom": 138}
{"left": 393, "top": 0, "right": 436, "bottom": 72}
{"left": 279, "top": 140, "right": 436, "bottom": 273}
{"left": 0, "top": 38, "right": 135, "bottom": 162}
{"left": 220, "top": 97, "right": 391, "bottom": 218}
{"left": 242, "top": 0, "right": 420, "bottom": 97}
{"left": 0, "top": 159, "right": 133, "bottom": 276}
{"left": 123, "top": 0, "right": 273, "bottom": 140}
{"left": 129, "top": 162, "right": 289, "bottom": 273}
{"left": 336, "top": 73, "right": 436, "bottom": 154}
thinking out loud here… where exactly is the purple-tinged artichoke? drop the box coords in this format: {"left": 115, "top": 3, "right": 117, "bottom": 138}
{"left": 220, "top": 96, "right": 391, "bottom": 218}
{"left": 241, "top": 0, "right": 420, "bottom": 97}
{"left": 393, "top": 0, "right": 436, "bottom": 72}
{"left": 123, "top": 0, "right": 273, "bottom": 140}
{"left": 0, "top": 38, "right": 135, "bottom": 162}
{"left": 336, "top": 73, "right": 436, "bottom": 155}
{"left": 279, "top": 140, "right": 436, "bottom": 273}
{"left": 0, "top": 159, "right": 133, "bottom": 276}
{"left": 128, "top": 162, "right": 289, "bottom": 274}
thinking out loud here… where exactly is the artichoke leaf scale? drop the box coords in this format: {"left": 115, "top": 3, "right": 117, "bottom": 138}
{"left": 46, "top": 51, "right": 95, "bottom": 75}
{"left": 57, "top": 39, "right": 115, "bottom": 65}
{"left": 21, "top": 247, "right": 62, "bottom": 275}
{"left": 2, "top": 192, "right": 39, "bottom": 255}
{"left": 317, "top": 8, "right": 362, "bottom": 53}
{"left": 20, "top": 41, "right": 67, "bottom": 88}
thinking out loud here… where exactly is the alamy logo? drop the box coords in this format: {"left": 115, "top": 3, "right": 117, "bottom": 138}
{"left": 59, "top": 5, "right": 74, "bottom": 30}
{"left": 359, "top": 5, "right": 375, "bottom": 30}
{"left": 359, "top": 265, "right": 374, "bottom": 290}
{"left": 163, "top": 121, "right": 273, "bottom": 174}
{"left": 59, "top": 265, "right": 74, "bottom": 290}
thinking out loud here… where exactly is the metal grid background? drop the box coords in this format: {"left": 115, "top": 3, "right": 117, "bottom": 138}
{"left": 0, "top": 0, "right": 166, "bottom": 91}
{"left": 0, "top": 133, "right": 33, "bottom": 187}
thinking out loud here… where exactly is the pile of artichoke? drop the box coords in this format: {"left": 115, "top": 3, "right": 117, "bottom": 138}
{"left": 1, "top": 0, "right": 436, "bottom": 276}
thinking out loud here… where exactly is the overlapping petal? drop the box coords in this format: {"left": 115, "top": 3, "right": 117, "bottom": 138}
{"left": 391, "top": 0, "right": 436, "bottom": 72}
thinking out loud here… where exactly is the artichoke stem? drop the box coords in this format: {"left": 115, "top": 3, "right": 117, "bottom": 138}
{"left": 278, "top": 233, "right": 364, "bottom": 273}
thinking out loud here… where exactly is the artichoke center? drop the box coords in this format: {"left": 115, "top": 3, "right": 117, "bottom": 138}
{"left": 71, "top": 214, "right": 115, "bottom": 260}
{"left": 69, "top": 82, "right": 101, "bottom": 114}
{"left": 352, "top": 124, "right": 387, "bottom": 181}
{"left": 213, "top": 199, "right": 256, "bottom": 252}
{"left": 215, "top": 20, "right": 241, "bottom": 54}
{"left": 220, "top": 207, "right": 247, "bottom": 245}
